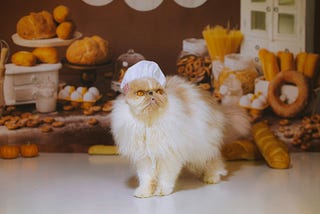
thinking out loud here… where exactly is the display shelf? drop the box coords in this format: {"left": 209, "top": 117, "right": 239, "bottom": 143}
{"left": 11, "top": 31, "right": 82, "bottom": 47}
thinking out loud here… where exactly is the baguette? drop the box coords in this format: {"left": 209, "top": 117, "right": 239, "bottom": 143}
{"left": 221, "top": 140, "right": 260, "bottom": 161}
{"left": 296, "top": 52, "right": 308, "bottom": 73}
{"left": 258, "top": 48, "right": 269, "bottom": 80}
{"left": 264, "top": 52, "right": 280, "bottom": 81}
{"left": 88, "top": 145, "right": 119, "bottom": 155}
{"left": 277, "top": 51, "right": 295, "bottom": 71}
{"left": 303, "top": 53, "right": 319, "bottom": 78}
{"left": 252, "top": 121, "right": 290, "bottom": 169}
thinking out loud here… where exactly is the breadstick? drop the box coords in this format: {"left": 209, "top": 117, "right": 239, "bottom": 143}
{"left": 252, "top": 121, "right": 290, "bottom": 169}
{"left": 295, "top": 52, "right": 308, "bottom": 73}
{"left": 258, "top": 48, "right": 269, "bottom": 80}
{"left": 88, "top": 145, "right": 119, "bottom": 155}
{"left": 277, "top": 51, "right": 295, "bottom": 71}
{"left": 264, "top": 52, "right": 280, "bottom": 81}
{"left": 303, "top": 53, "right": 319, "bottom": 78}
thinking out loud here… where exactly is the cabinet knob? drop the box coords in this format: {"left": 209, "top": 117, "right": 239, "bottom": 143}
{"left": 266, "top": 6, "right": 271, "bottom": 12}
{"left": 254, "top": 57, "right": 259, "bottom": 62}
{"left": 255, "top": 45, "right": 260, "bottom": 50}
{"left": 273, "top": 7, "right": 279, "bottom": 12}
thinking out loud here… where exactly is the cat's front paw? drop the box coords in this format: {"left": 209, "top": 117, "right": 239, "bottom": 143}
{"left": 134, "top": 186, "right": 154, "bottom": 198}
{"left": 154, "top": 183, "right": 174, "bottom": 196}
{"left": 203, "top": 169, "right": 228, "bottom": 184}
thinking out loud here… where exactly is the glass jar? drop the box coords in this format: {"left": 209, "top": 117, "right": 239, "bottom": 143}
{"left": 111, "top": 49, "right": 145, "bottom": 92}
{"left": 176, "top": 38, "right": 212, "bottom": 91}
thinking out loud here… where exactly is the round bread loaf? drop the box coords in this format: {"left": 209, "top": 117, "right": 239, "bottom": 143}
{"left": 32, "top": 47, "right": 59, "bottom": 64}
{"left": 56, "top": 21, "right": 75, "bottom": 40}
{"left": 66, "top": 35, "right": 110, "bottom": 65}
{"left": 16, "top": 10, "right": 57, "bottom": 40}
{"left": 11, "top": 51, "right": 37, "bottom": 66}
{"left": 53, "top": 5, "right": 70, "bottom": 23}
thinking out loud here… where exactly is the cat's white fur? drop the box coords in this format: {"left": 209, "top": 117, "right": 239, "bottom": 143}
{"left": 110, "top": 76, "right": 251, "bottom": 197}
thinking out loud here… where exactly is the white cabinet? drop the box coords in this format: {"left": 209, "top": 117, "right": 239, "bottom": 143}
{"left": 240, "top": 0, "right": 315, "bottom": 62}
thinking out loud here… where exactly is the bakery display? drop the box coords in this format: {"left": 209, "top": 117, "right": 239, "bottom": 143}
{"left": 16, "top": 10, "right": 56, "bottom": 40}
{"left": 11, "top": 51, "right": 37, "bottom": 66}
{"left": 13, "top": 5, "right": 81, "bottom": 47}
{"left": 66, "top": 35, "right": 110, "bottom": 65}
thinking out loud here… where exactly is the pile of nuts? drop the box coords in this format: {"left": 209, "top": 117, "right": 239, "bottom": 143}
{"left": 292, "top": 114, "right": 320, "bottom": 150}
{"left": 278, "top": 114, "right": 320, "bottom": 150}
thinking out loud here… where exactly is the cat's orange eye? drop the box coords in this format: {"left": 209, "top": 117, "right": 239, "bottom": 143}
{"left": 136, "top": 90, "right": 145, "bottom": 96}
{"left": 156, "top": 89, "right": 164, "bottom": 94}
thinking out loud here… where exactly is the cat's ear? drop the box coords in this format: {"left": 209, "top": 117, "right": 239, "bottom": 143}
{"left": 122, "top": 83, "right": 129, "bottom": 94}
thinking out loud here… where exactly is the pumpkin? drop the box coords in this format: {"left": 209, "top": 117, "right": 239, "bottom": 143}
{"left": 0, "top": 145, "right": 20, "bottom": 159}
{"left": 20, "top": 143, "right": 39, "bottom": 158}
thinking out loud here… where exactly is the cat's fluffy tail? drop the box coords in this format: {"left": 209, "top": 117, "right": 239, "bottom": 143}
{"left": 223, "top": 105, "right": 251, "bottom": 143}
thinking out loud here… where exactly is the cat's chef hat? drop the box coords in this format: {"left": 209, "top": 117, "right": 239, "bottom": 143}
{"left": 120, "top": 60, "right": 166, "bottom": 93}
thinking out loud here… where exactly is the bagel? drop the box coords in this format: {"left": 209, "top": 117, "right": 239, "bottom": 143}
{"left": 268, "top": 70, "right": 309, "bottom": 118}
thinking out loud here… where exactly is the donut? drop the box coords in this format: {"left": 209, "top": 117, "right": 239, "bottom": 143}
{"left": 268, "top": 70, "right": 309, "bottom": 118}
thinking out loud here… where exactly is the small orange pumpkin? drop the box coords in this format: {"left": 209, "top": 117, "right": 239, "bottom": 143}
{"left": 20, "top": 143, "right": 39, "bottom": 158}
{"left": 0, "top": 145, "right": 20, "bottom": 159}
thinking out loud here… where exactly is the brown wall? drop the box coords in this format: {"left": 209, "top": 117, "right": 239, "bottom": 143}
{"left": 0, "top": 0, "right": 240, "bottom": 75}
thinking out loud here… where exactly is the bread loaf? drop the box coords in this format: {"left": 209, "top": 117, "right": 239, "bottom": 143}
{"left": 56, "top": 21, "right": 75, "bottom": 40}
{"left": 66, "top": 35, "right": 110, "bottom": 65}
{"left": 16, "top": 10, "right": 56, "bottom": 40}
{"left": 252, "top": 121, "right": 290, "bottom": 169}
{"left": 32, "top": 47, "right": 59, "bottom": 64}
{"left": 11, "top": 51, "right": 37, "bottom": 66}
{"left": 53, "top": 5, "right": 70, "bottom": 23}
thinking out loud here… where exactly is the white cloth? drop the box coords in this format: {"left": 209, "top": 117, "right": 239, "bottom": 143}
{"left": 120, "top": 60, "right": 166, "bottom": 92}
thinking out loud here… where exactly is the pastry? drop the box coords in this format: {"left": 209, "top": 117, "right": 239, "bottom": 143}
{"left": 16, "top": 10, "right": 56, "bottom": 40}
{"left": 56, "top": 21, "right": 75, "bottom": 40}
{"left": 87, "top": 118, "right": 99, "bottom": 125}
{"left": 268, "top": 70, "right": 309, "bottom": 118}
{"left": 32, "top": 47, "right": 59, "bottom": 64}
{"left": 53, "top": 5, "right": 70, "bottom": 23}
{"left": 11, "top": 51, "right": 37, "bottom": 66}
{"left": 66, "top": 35, "right": 110, "bottom": 65}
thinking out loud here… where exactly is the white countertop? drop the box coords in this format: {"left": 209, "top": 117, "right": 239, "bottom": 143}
{"left": 0, "top": 153, "right": 319, "bottom": 214}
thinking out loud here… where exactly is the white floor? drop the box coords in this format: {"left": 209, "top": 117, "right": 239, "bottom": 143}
{"left": 0, "top": 153, "right": 319, "bottom": 214}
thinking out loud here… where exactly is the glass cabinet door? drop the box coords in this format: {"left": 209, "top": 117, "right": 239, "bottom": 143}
{"left": 273, "top": 0, "right": 298, "bottom": 39}
{"left": 278, "top": 0, "right": 295, "bottom": 6}
{"left": 243, "top": 0, "right": 271, "bottom": 38}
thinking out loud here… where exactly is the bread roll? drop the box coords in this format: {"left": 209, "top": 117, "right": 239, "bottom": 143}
{"left": 11, "top": 51, "right": 37, "bottom": 66}
{"left": 56, "top": 21, "right": 75, "bottom": 40}
{"left": 66, "top": 35, "right": 110, "bottom": 65}
{"left": 53, "top": 5, "right": 70, "bottom": 23}
{"left": 32, "top": 47, "right": 59, "bottom": 64}
{"left": 17, "top": 10, "right": 56, "bottom": 40}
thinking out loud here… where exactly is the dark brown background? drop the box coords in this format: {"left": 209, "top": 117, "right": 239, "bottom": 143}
{"left": 0, "top": 0, "right": 319, "bottom": 76}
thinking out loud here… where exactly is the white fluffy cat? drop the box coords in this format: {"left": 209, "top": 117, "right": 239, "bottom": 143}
{"left": 110, "top": 62, "right": 251, "bottom": 198}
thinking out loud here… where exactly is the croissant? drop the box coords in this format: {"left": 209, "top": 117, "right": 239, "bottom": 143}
{"left": 252, "top": 121, "right": 290, "bottom": 169}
